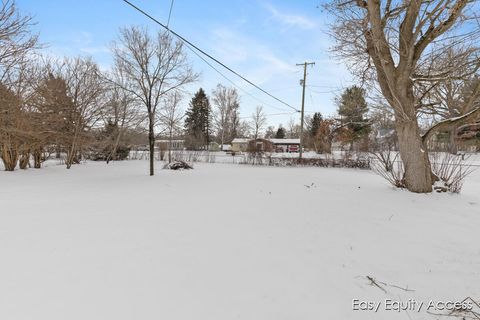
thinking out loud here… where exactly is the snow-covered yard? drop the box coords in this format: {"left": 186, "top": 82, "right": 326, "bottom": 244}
{"left": 0, "top": 161, "right": 479, "bottom": 320}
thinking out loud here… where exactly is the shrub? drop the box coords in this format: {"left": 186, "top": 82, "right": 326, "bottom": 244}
{"left": 430, "top": 152, "right": 475, "bottom": 193}
{"left": 371, "top": 151, "right": 475, "bottom": 193}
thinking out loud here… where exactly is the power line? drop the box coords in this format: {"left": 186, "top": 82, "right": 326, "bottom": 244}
{"left": 122, "top": 0, "right": 300, "bottom": 113}
{"left": 307, "top": 86, "right": 342, "bottom": 94}
{"left": 239, "top": 111, "right": 297, "bottom": 120}
{"left": 183, "top": 41, "right": 289, "bottom": 113}
{"left": 307, "top": 86, "right": 315, "bottom": 108}
{"left": 264, "top": 85, "right": 300, "bottom": 92}
{"left": 308, "top": 84, "right": 339, "bottom": 88}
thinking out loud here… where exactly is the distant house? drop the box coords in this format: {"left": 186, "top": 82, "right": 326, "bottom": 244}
{"left": 248, "top": 138, "right": 275, "bottom": 152}
{"left": 221, "top": 144, "right": 232, "bottom": 151}
{"left": 456, "top": 123, "right": 480, "bottom": 152}
{"left": 457, "top": 123, "right": 480, "bottom": 140}
{"left": 230, "top": 138, "right": 300, "bottom": 153}
{"left": 231, "top": 138, "right": 250, "bottom": 152}
{"left": 156, "top": 139, "right": 185, "bottom": 151}
{"left": 269, "top": 138, "right": 300, "bottom": 153}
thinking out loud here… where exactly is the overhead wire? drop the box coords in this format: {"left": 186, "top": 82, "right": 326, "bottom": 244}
{"left": 239, "top": 111, "right": 298, "bottom": 120}
{"left": 122, "top": 0, "right": 300, "bottom": 113}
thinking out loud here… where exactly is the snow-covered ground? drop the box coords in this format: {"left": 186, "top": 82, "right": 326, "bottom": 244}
{"left": 0, "top": 160, "right": 479, "bottom": 320}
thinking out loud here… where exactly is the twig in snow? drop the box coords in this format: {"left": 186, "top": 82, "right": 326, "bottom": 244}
{"left": 365, "top": 276, "right": 415, "bottom": 293}
{"left": 389, "top": 283, "right": 415, "bottom": 292}
{"left": 366, "top": 276, "right": 387, "bottom": 293}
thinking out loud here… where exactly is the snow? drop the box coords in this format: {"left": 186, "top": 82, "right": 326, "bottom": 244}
{"left": 0, "top": 160, "right": 479, "bottom": 319}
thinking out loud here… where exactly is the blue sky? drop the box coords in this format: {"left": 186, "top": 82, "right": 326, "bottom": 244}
{"left": 16, "top": 0, "right": 353, "bottom": 127}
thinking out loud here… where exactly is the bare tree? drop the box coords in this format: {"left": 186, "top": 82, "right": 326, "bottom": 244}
{"left": 158, "top": 91, "right": 183, "bottom": 163}
{"left": 51, "top": 57, "right": 106, "bottom": 169}
{"left": 0, "top": 0, "right": 38, "bottom": 78}
{"left": 287, "top": 117, "right": 301, "bottom": 138}
{"left": 264, "top": 125, "right": 276, "bottom": 138}
{"left": 416, "top": 47, "right": 480, "bottom": 153}
{"left": 101, "top": 83, "right": 142, "bottom": 164}
{"left": 250, "top": 105, "right": 267, "bottom": 140}
{"left": 235, "top": 120, "right": 251, "bottom": 138}
{"left": 328, "top": 0, "right": 480, "bottom": 193}
{"left": 112, "top": 26, "right": 197, "bottom": 176}
{"left": 212, "top": 84, "right": 241, "bottom": 149}
{"left": 27, "top": 59, "right": 65, "bottom": 168}
{"left": 0, "top": 0, "right": 39, "bottom": 171}
{"left": 0, "top": 81, "right": 23, "bottom": 170}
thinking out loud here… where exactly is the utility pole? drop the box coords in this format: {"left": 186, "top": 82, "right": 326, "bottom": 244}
{"left": 296, "top": 61, "right": 315, "bottom": 160}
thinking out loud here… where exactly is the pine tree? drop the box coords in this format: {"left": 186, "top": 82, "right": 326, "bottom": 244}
{"left": 184, "top": 88, "right": 211, "bottom": 149}
{"left": 275, "top": 126, "right": 286, "bottom": 139}
{"left": 336, "top": 86, "right": 370, "bottom": 148}
{"left": 309, "top": 112, "right": 323, "bottom": 137}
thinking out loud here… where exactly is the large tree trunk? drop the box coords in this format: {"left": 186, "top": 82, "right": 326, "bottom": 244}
{"left": 66, "top": 144, "right": 75, "bottom": 169}
{"left": 1, "top": 145, "right": 18, "bottom": 171}
{"left": 148, "top": 113, "right": 155, "bottom": 176}
{"left": 168, "top": 129, "right": 173, "bottom": 164}
{"left": 33, "top": 148, "right": 42, "bottom": 169}
{"left": 396, "top": 118, "right": 433, "bottom": 193}
{"left": 55, "top": 144, "right": 61, "bottom": 159}
{"left": 448, "top": 125, "right": 458, "bottom": 155}
{"left": 19, "top": 149, "right": 30, "bottom": 170}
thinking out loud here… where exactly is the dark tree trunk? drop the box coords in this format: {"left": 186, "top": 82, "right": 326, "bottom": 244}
{"left": 148, "top": 113, "right": 155, "bottom": 176}
{"left": 168, "top": 129, "right": 173, "bottom": 163}
{"left": 448, "top": 125, "right": 458, "bottom": 155}
{"left": 33, "top": 148, "right": 42, "bottom": 169}
{"left": 19, "top": 151, "right": 29, "bottom": 169}
{"left": 1, "top": 147, "right": 18, "bottom": 171}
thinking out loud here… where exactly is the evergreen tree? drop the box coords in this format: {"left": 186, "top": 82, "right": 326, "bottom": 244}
{"left": 309, "top": 112, "right": 323, "bottom": 137}
{"left": 275, "top": 126, "right": 286, "bottom": 139}
{"left": 336, "top": 86, "right": 370, "bottom": 148}
{"left": 184, "top": 88, "right": 211, "bottom": 149}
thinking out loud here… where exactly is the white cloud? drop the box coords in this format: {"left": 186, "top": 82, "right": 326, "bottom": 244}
{"left": 210, "top": 26, "right": 296, "bottom": 84}
{"left": 264, "top": 3, "right": 317, "bottom": 30}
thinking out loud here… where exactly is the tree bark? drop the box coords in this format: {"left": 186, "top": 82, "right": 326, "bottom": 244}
{"left": 396, "top": 118, "right": 433, "bottom": 193}
{"left": 148, "top": 113, "right": 155, "bottom": 176}
{"left": 19, "top": 150, "right": 29, "bottom": 169}
{"left": 168, "top": 128, "right": 173, "bottom": 164}
{"left": 449, "top": 125, "right": 458, "bottom": 155}
{"left": 33, "top": 148, "right": 42, "bottom": 169}
{"left": 66, "top": 143, "right": 75, "bottom": 169}
{"left": 1, "top": 146, "right": 18, "bottom": 171}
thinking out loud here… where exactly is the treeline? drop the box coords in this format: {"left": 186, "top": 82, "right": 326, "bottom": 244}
{"left": 0, "top": 2, "right": 243, "bottom": 174}
{"left": 0, "top": 0, "right": 270, "bottom": 175}
{"left": 0, "top": 1, "right": 297, "bottom": 175}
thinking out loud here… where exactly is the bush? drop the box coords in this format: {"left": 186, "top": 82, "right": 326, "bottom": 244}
{"left": 89, "top": 145, "right": 131, "bottom": 161}
{"left": 430, "top": 152, "right": 475, "bottom": 193}
{"left": 371, "top": 151, "right": 475, "bottom": 193}
{"left": 371, "top": 150, "right": 405, "bottom": 188}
